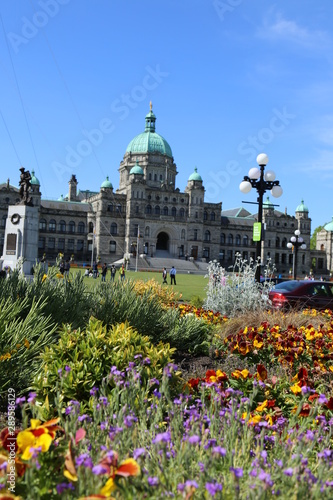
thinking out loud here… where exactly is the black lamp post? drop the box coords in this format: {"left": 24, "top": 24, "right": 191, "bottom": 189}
{"left": 240, "top": 153, "right": 283, "bottom": 283}
{"left": 287, "top": 230, "right": 306, "bottom": 280}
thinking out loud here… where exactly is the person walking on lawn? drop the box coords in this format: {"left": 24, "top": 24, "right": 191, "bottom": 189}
{"left": 170, "top": 266, "right": 177, "bottom": 285}
{"left": 162, "top": 267, "right": 168, "bottom": 284}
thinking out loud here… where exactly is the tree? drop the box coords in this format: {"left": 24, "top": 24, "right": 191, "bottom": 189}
{"left": 310, "top": 225, "right": 324, "bottom": 250}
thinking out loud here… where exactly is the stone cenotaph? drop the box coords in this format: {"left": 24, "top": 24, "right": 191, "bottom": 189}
{"left": 0, "top": 168, "right": 39, "bottom": 275}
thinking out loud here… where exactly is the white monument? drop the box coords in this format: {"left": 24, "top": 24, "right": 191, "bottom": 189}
{"left": 0, "top": 169, "right": 39, "bottom": 275}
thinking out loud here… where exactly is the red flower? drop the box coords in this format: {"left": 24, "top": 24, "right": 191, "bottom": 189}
{"left": 257, "top": 364, "right": 268, "bottom": 381}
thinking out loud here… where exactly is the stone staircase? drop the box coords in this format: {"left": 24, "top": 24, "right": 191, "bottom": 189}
{"left": 128, "top": 255, "right": 209, "bottom": 275}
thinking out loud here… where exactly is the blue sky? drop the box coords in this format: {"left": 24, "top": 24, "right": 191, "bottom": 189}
{"left": 1, "top": 0, "right": 333, "bottom": 232}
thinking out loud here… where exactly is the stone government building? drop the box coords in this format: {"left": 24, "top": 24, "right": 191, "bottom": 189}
{"left": 0, "top": 105, "right": 330, "bottom": 275}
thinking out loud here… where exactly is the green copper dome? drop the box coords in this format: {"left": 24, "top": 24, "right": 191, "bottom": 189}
{"left": 296, "top": 199, "right": 309, "bottom": 213}
{"left": 263, "top": 196, "right": 274, "bottom": 209}
{"left": 324, "top": 217, "right": 333, "bottom": 232}
{"left": 130, "top": 160, "right": 144, "bottom": 175}
{"left": 125, "top": 105, "right": 173, "bottom": 158}
{"left": 30, "top": 170, "right": 40, "bottom": 186}
{"left": 188, "top": 167, "right": 202, "bottom": 182}
{"left": 101, "top": 176, "right": 113, "bottom": 189}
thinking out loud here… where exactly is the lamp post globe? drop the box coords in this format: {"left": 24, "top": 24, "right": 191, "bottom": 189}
{"left": 240, "top": 153, "right": 282, "bottom": 283}
{"left": 288, "top": 229, "right": 307, "bottom": 280}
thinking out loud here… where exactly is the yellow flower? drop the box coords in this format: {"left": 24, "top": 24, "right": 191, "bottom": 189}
{"left": 17, "top": 418, "right": 61, "bottom": 461}
{"left": 253, "top": 339, "right": 263, "bottom": 349}
{"left": 42, "top": 274, "right": 47, "bottom": 282}
{"left": 240, "top": 369, "right": 250, "bottom": 379}
{"left": 248, "top": 415, "right": 262, "bottom": 425}
{"left": 290, "top": 383, "right": 302, "bottom": 394}
{"left": 24, "top": 339, "right": 30, "bottom": 349}
{"left": 329, "top": 366, "right": 333, "bottom": 373}
{"left": 256, "top": 400, "right": 268, "bottom": 412}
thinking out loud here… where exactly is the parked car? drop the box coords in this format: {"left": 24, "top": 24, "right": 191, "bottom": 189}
{"left": 269, "top": 280, "right": 333, "bottom": 310}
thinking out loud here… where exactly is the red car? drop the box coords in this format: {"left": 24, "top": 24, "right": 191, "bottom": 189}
{"left": 269, "top": 280, "right": 333, "bottom": 310}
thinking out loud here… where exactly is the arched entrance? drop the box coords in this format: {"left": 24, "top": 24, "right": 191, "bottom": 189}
{"left": 156, "top": 231, "right": 169, "bottom": 251}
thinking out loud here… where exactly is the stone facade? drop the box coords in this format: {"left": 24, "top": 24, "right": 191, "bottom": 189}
{"left": 0, "top": 107, "right": 329, "bottom": 276}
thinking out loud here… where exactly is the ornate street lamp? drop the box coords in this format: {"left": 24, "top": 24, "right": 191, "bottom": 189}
{"left": 287, "top": 230, "right": 306, "bottom": 280}
{"left": 240, "top": 153, "right": 283, "bottom": 283}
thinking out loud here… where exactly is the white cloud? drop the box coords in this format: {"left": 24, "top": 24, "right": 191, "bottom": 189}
{"left": 258, "top": 13, "right": 331, "bottom": 50}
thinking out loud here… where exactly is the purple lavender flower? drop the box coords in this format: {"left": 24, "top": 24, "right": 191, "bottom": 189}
{"left": 152, "top": 431, "right": 171, "bottom": 444}
{"left": 148, "top": 476, "right": 159, "bottom": 486}
{"left": 90, "top": 386, "right": 99, "bottom": 396}
{"left": 283, "top": 468, "right": 293, "bottom": 477}
{"left": 56, "top": 483, "right": 75, "bottom": 494}
{"left": 153, "top": 388, "right": 161, "bottom": 399}
{"left": 92, "top": 464, "right": 108, "bottom": 475}
{"left": 212, "top": 446, "right": 226, "bottom": 457}
{"left": 187, "top": 435, "right": 200, "bottom": 445}
{"left": 230, "top": 467, "right": 243, "bottom": 478}
{"left": 143, "top": 357, "right": 151, "bottom": 365}
{"left": 57, "top": 368, "right": 62, "bottom": 377}
{"left": 185, "top": 480, "right": 198, "bottom": 488}
{"left": 15, "top": 396, "right": 26, "bottom": 406}
{"left": 318, "top": 394, "right": 328, "bottom": 405}
{"left": 65, "top": 365, "right": 71, "bottom": 372}
{"left": 133, "top": 447, "right": 146, "bottom": 460}
{"left": 78, "top": 414, "right": 88, "bottom": 422}
{"left": 205, "top": 482, "right": 223, "bottom": 496}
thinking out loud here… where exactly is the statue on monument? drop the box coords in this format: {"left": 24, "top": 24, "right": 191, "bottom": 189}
{"left": 18, "top": 167, "right": 33, "bottom": 206}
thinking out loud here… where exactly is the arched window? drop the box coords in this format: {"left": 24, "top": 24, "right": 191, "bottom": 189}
{"left": 171, "top": 207, "right": 176, "bottom": 217}
{"left": 155, "top": 205, "right": 160, "bottom": 215}
{"left": 154, "top": 174, "right": 157, "bottom": 181}
{"left": 163, "top": 206, "right": 168, "bottom": 216}
{"left": 88, "top": 222, "right": 94, "bottom": 233}
{"left": 181, "top": 229, "right": 185, "bottom": 240}
{"left": 228, "top": 234, "right": 233, "bottom": 245}
{"left": 107, "top": 204, "right": 113, "bottom": 212}
{"left": 210, "top": 212, "right": 215, "bottom": 221}
{"left": 145, "top": 205, "right": 152, "bottom": 214}
{"left": 243, "top": 235, "right": 248, "bottom": 246}
{"left": 49, "top": 219, "right": 56, "bottom": 232}
{"left": 276, "top": 237, "right": 280, "bottom": 248}
{"left": 220, "top": 233, "right": 225, "bottom": 244}
{"left": 78, "top": 222, "right": 85, "bottom": 234}
{"left": 145, "top": 226, "right": 150, "bottom": 237}
{"left": 235, "top": 234, "right": 241, "bottom": 246}
{"left": 68, "top": 221, "right": 75, "bottom": 233}
{"left": 2, "top": 215, "right": 7, "bottom": 228}
{"left": 179, "top": 208, "right": 185, "bottom": 218}
{"left": 281, "top": 237, "right": 287, "bottom": 248}
{"left": 39, "top": 218, "right": 46, "bottom": 231}
{"left": 59, "top": 220, "right": 66, "bottom": 233}
{"left": 204, "top": 211, "right": 208, "bottom": 221}
{"left": 204, "top": 230, "right": 211, "bottom": 242}
{"left": 148, "top": 173, "right": 152, "bottom": 180}
{"left": 110, "top": 223, "right": 117, "bottom": 235}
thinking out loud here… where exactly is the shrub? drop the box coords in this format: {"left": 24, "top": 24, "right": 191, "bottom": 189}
{"left": 162, "top": 313, "right": 213, "bottom": 355}
{"left": 204, "top": 255, "right": 274, "bottom": 317}
{"left": 0, "top": 297, "right": 56, "bottom": 408}
{"left": 33, "top": 318, "right": 178, "bottom": 414}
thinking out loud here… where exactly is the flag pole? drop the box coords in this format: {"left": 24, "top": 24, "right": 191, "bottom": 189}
{"left": 135, "top": 228, "right": 139, "bottom": 272}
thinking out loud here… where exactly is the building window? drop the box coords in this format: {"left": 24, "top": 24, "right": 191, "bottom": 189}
{"left": 282, "top": 238, "right": 287, "bottom": 248}
{"left": 204, "top": 230, "right": 211, "bottom": 242}
{"left": 171, "top": 207, "right": 176, "bottom": 217}
{"left": 155, "top": 205, "right": 160, "bottom": 215}
{"left": 39, "top": 219, "right": 46, "bottom": 231}
{"left": 135, "top": 205, "right": 139, "bottom": 214}
{"left": 219, "top": 249, "right": 225, "bottom": 260}
{"left": 243, "top": 251, "right": 248, "bottom": 260}
{"left": 302, "top": 254, "right": 305, "bottom": 265}
{"left": 281, "top": 253, "right": 287, "bottom": 264}
{"left": 181, "top": 229, "right": 185, "bottom": 240}
{"left": 48, "top": 237, "right": 55, "bottom": 249}
{"left": 220, "top": 233, "right": 225, "bottom": 244}
{"left": 154, "top": 174, "right": 157, "bottom": 181}
{"left": 204, "top": 211, "right": 208, "bottom": 221}
{"left": 68, "top": 221, "right": 75, "bottom": 233}
{"left": 68, "top": 239, "right": 74, "bottom": 251}
{"left": 145, "top": 226, "right": 150, "bottom": 237}
{"left": 179, "top": 208, "right": 185, "bottom": 218}
{"left": 163, "top": 206, "right": 168, "bottom": 216}
{"left": 227, "top": 250, "right": 233, "bottom": 261}
{"left": 228, "top": 234, "right": 233, "bottom": 245}
{"left": 145, "top": 205, "right": 152, "bottom": 214}
{"left": 38, "top": 237, "right": 45, "bottom": 249}
{"left": 134, "top": 224, "right": 139, "bottom": 237}
{"left": 77, "top": 240, "right": 84, "bottom": 252}
{"left": 116, "top": 205, "right": 122, "bottom": 214}
{"left": 110, "top": 223, "right": 117, "bottom": 235}
{"left": 110, "top": 241, "right": 116, "bottom": 253}
{"left": 59, "top": 220, "right": 66, "bottom": 233}
{"left": 58, "top": 238, "right": 65, "bottom": 250}
{"left": 275, "top": 253, "right": 279, "bottom": 264}
{"left": 276, "top": 237, "right": 280, "bottom": 248}
{"left": 88, "top": 222, "right": 94, "bottom": 233}
{"left": 235, "top": 234, "right": 241, "bottom": 246}
{"left": 195, "top": 211, "right": 198, "bottom": 219}
{"left": 243, "top": 235, "right": 248, "bottom": 246}
{"left": 194, "top": 229, "right": 198, "bottom": 241}
{"left": 49, "top": 219, "right": 56, "bottom": 232}
{"left": 2, "top": 215, "right": 7, "bottom": 228}
{"left": 148, "top": 173, "right": 152, "bottom": 180}
{"left": 160, "top": 174, "right": 163, "bottom": 181}
{"left": 107, "top": 204, "right": 113, "bottom": 212}
{"left": 78, "top": 222, "right": 85, "bottom": 234}
{"left": 210, "top": 212, "right": 215, "bottom": 221}
{"left": 203, "top": 247, "right": 210, "bottom": 259}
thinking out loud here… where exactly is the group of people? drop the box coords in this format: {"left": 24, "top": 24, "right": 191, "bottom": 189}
{"left": 162, "top": 266, "right": 177, "bottom": 285}
{"left": 59, "top": 259, "right": 71, "bottom": 277}
{"left": 84, "top": 263, "right": 125, "bottom": 282}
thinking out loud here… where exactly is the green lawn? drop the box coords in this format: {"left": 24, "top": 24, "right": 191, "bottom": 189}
{"left": 72, "top": 268, "right": 208, "bottom": 303}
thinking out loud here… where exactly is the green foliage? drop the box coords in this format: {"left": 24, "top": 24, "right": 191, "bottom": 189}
{"left": 0, "top": 297, "right": 56, "bottom": 407}
{"left": 310, "top": 225, "right": 324, "bottom": 250}
{"left": 33, "top": 318, "right": 177, "bottom": 414}
{"left": 162, "top": 313, "right": 213, "bottom": 354}
{"left": 190, "top": 294, "right": 204, "bottom": 308}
